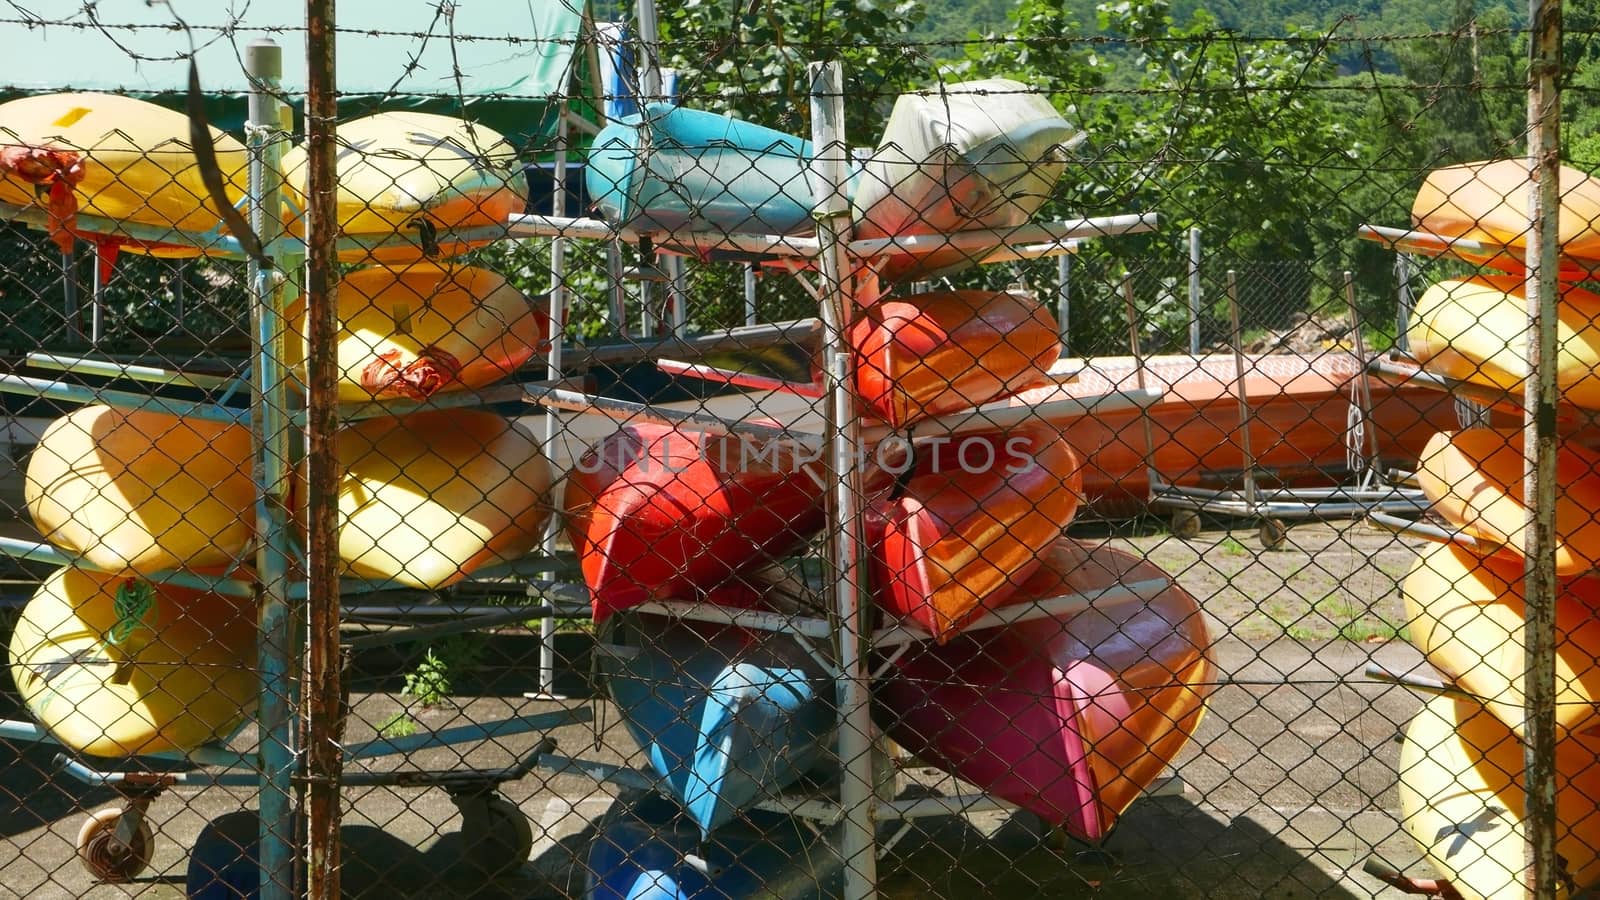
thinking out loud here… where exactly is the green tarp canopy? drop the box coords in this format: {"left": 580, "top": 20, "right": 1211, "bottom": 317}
{"left": 0, "top": 0, "right": 597, "bottom": 148}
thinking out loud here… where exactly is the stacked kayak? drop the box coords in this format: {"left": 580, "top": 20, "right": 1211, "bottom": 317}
{"left": 5, "top": 99, "right": 557, "bottom": 776}
{"left": 567, "top": 211, "right": 1214, "bottom": 886}
{"left": 280, "top": 110, "right": 526, "bottom": 262}
{"left": 1391, "top": 160, "right": 1600, "bottom": 897}
{"left": 8, "top": 568, "right": 257, "bottom": 757}
{"left": 875, "top": 539, "right": 1214, "bottom": 842}
{"left": 584, "top": 79, "right": 1080, "bottom": 281}
{"left": 1412, "top": 159, "right": 1600, "bottom": 276}
{"left": 601, "top": 601, "right": 835, "bottom": 836}
{"left": 0, "top": 91, "right": 248, "bottom": 258}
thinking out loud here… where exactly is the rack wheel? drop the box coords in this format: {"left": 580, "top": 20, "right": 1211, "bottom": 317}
{"left": 1258, "top": 518, "right": 1288, "bottom": 550}
{"left": 455, "top": 793, "right": 535, "bottom": 874}
{"left": 1170, "top": 510, "right": 1202, "bottom": 539}
{"left": 77, "top": 807, "right": 155, "bottom": 883}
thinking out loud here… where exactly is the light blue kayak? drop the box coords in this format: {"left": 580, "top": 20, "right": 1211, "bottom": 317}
{"left": 603, "top": 613, "right": 835, "bottom": 837}
{"left": 585, "top": 103, "right": 818, "bottom": 236}
{"left": 586, "top": 792, "right": 841, "bottom": 899}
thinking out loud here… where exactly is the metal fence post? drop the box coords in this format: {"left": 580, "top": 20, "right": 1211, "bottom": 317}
{"left": 245, "top": 37, "right": 299, "bottom": 900}
{"left": 303, "top": 3, "right": 344, "bottom": 896}
{"left": 809, "top": 60, "right": 878, "bottom": 900}
{"left": 1524, "top": 0, "right": 1562, "bottom": 895}
{"left": 1188, "top": 225, "right": 1201, "bottom": 354}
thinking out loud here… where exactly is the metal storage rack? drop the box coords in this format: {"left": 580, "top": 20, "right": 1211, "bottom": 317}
{"left": 0, "top": 37, "right": 598, "bottom": 894}
{"left": 506, "top": 61, "right": 1164, "bottom": 898}
{"left": 1144, "top": 268, "right": 1430, "bottom": 548}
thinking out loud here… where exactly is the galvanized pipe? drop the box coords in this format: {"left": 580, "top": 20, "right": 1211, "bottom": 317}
{"left": 537, "top": 113, "right": 571, "bottom": 697}
{"left": 1524, "top": 0, "right": 1562, "bottom": 893}
{"left": 809, "top": 60, "right": 878, "bottom": 900}
{"left": 1057, "top": 252, "right": 1071, "bottom": 353}
{"left": 245, "top": 37, "right": 299, "bottom": 900}
{"left": 302, "top": 4, "right": 345, "bottom": 895}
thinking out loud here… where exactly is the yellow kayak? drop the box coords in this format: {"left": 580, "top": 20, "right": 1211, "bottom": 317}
{"left": 281, "top": 111, "right": 526, "bottom": 262}
{"left": 334, "top": 409, "right": 553, "bottom": 589}
{"left": 8, "top": 567, "right": 256, "bottom": 758}
{"left": 0, "top": 91, "right": 247, "bottom": 242}
{"left": 1402, "top": 541, "right": 1600, "bottom": 738}
{"left": 1418, "top": 428, "right": 1600, "bottom": 574}
{"left": 1414, "top": 159, "right": 1600, "bottom": 266}
{"left": 284, "top": 263, "right": 548, "bottom": 402}
{"left": 1409, "top": 274, "right": 1600, "bottom": 409}
{"left": 27, "top": 405, "right": 255, "bottom": 574}
{"left": 1399, "top": 693, "right": 1600, "bottom": 899}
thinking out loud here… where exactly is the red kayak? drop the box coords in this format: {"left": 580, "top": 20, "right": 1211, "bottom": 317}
{"left": 565, "top": 424, "right": 827, "bottom": 621}
{"left": 851, "top": 290, "right": 1060, "bottom": 428}
{"left": 874, "top": 539, "right": 1215, "bottom": 842}
{"left": 867, "top": 424, "right": 1083, "bottom": 642}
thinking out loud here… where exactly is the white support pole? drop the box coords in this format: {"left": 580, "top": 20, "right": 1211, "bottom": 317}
{"left": 744, "top": 262, "right": 758, "bottom": 327}
{"left": 1394, "top": 253, "right": 1415, "bottom": 352}
{"left": 536, "top": 113, "right": 571, "bottom": 697}
{"left": 1188, "top": 225, "right": 1202, "bottom": 355}
{"left": 809, "top": 61, "right": 878, "bottom": 900}
{"left": 1056, "top": 252, "right": 1070, "bottom": 355}
{"left": 635, "top": 0, "right": 663, "bottom": 101}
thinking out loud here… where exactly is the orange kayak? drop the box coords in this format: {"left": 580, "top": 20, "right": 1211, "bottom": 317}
{"left": 850, "top": 289, "right": 1059, "bottom": 427}
{"left": 866, "top": 423, "right": 1083, "bottom": 641}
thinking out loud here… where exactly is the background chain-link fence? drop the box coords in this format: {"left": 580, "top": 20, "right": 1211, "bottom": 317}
{"left": 0, "top": 0, "right": 1586, "bottom": 898}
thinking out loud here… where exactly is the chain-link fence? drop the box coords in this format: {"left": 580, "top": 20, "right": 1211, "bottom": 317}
{"left": 0, "top": 0, "right": 1587, "bottom": 897}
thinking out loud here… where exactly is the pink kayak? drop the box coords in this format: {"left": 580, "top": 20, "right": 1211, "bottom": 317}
{"left": 873, "top": 538, "right": 1215, "bottom": 842}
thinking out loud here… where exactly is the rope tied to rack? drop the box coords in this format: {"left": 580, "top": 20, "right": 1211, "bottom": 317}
{"left": 0, "top": 144, "right": 85, "bottom": 254}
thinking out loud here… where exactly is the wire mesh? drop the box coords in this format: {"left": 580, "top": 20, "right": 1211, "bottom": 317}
{"left": 0, "top": 0, "right": 1586, "bottom": 898}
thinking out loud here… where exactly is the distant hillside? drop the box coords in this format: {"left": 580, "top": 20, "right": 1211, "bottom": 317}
{"left": 914, "top": 0, "right": 1526, "bottom": 58}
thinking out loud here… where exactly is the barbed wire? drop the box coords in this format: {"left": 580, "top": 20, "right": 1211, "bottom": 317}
{"left": 10, "top": 13, "right": 1600, "bottom": 49}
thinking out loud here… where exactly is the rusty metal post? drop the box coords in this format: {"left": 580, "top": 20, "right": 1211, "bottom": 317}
{"left": 1524, "top": 0, "right": 1561, "bottom": 895}
{"left": 304, "top": 1, "right": 344, "bottom": 896}
{"left": 245, "top": 38, "right": 299, "bottom": 900}
{"left": 809, "top": 60, "right": 878, "bottom": 900}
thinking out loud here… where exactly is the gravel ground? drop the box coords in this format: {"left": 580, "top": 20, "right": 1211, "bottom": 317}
{"left": 0, "top": 519, "right": 1446, "bottom": 898}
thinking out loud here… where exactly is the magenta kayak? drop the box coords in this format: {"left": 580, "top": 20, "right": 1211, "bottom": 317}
{"left": 873, "top": 538, "right": 1216, "bottom": 842}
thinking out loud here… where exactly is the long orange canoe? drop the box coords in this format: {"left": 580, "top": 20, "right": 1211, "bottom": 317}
{"left": 1002, "top": 352, "right": 1453, "bottom": 517}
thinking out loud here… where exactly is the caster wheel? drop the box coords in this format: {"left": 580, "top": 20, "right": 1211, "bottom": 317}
{"left": 1170, "top": 510, "right": 1202, "bottom": 539}
{"left": 77, "top": 807, "right": 155, "bottom": 884}
{"left": 456, "top": 793, "right": 534, "bottom": 874}
{"left": 1258, "top": 518, "right": 1288, "bottom": 550}
{"left": 485, "top": 795, "right": 534, "bottom": 864}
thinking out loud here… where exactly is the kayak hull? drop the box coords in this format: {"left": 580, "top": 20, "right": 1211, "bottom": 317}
{"left": 567, "top": 424, "right": 826, "bottom": 622}
{"left": 8, "top": 567, "right": 257, "bottom": 758}
{"left": 874, "top": 539, "right": 1214, "bottom": 842}
{"left": 586, "top": 793, "right": 840, "bottom": 900}
{"left": 603, "top": 612, "right": 835, "bottom": 837}
{"left": 850, "top": 289, "right": 1059, "bottom": 427}
{"left": 867, "top": 424, "right": 1083, "bottom": 641}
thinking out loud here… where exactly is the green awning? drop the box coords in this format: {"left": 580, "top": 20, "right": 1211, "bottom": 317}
{"left": 1, "top": 0, "right": 595, "bottom": 148}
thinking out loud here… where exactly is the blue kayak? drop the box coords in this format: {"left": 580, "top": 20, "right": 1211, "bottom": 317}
{"left": 586, "top": 792, "right": 840, "bottom": 900}
{"left": 603, "top": 613, "right": 835, "bottom": 836}
{"left": 585, "top": 103, "right": 818, "bottom": 237}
